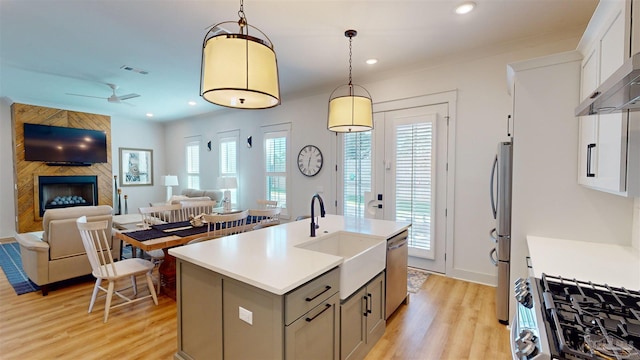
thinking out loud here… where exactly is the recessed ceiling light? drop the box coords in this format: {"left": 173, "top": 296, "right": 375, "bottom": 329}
{"left": 366, "top": 59, "right": 378, "bottom": 65}
{"left": 455, "top": 2, "right": 476, "bottom": 15}
{"left": 146, "top": 113, "right": 154, "bottom": 118}
{"left": 188, "top": 101, "right": 197, "bottom": 106}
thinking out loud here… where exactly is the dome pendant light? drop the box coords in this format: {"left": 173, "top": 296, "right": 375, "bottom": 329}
{"left": 327, "top": 29, "right": 373, "bottom": 133}
{"left": 200, "top": 0, "right": 280, "bottom": 109}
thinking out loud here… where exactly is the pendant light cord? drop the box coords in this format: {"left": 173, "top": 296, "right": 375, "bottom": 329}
{"left": 348, "top": 35, "right": 353, "bottom": 86}
{"left": 238, "top": 0, "right": 247, "bottom": 31}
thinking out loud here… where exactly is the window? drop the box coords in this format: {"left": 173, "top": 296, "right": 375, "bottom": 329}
{"left": 342, "top": 132, "right": 372, "bottom": 217}
{"left": 219, "top": 130, "right": 239, "bottom": 204}
{"left": 185, "top": 137, "right": 201, "bottom": 189}
{"left": 263, "top": 124, "right": 290, "bottom": 217}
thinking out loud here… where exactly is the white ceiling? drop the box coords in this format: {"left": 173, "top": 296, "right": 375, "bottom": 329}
{"left": 0, "top": 0, "right": 598, "bottom": 122}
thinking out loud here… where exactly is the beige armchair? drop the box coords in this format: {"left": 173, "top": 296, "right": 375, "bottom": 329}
{"left": 15, "top": 205, "right": 117, "bottom": 296}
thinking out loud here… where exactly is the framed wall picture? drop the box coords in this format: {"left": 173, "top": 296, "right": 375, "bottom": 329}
{"left": 119, "top": 148, "right": 153, "bottom": 186}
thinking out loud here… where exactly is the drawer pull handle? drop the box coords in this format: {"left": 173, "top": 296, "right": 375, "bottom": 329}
{"left": 305, "top": 303, "right": 331, "bottom": 322}
{"left": 305, "top": 285, "right": 331, "bottom": 302}
{"left": 367, "top": 293, "right": 372, "bottom": 314}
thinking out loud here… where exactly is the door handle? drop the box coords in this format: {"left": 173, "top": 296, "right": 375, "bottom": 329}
{"left": 363, "top": 295, "right": 369, "bottom": 317}
{"left": 305, "top": 285, "right": 331, "bottom": 302}
{"left": 305, "top": 303, "right": 331, "bottom": 322}
{"left": 490, "top": 155, "right": 498, "bottom": 218}
{"left": 489, "top": 248, "right": 498, "bottom": 266}
{"left": 388, "top": 240, "right": 407, "bottom": 250}
{"left": 586, "top": 143, "right": 596, "bottom": 178}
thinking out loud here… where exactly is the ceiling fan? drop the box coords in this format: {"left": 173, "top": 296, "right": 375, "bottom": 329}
{"left": 66, "top": 83, "right": 140, "bottom": 104}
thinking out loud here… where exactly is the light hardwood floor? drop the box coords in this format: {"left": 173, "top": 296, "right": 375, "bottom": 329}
{"left": 0, "top": 259, "right": 511, "bottom": 359}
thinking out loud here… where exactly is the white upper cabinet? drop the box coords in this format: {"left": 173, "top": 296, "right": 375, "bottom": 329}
{"left": 577, "top": 0, "right": 637, "bottom": 196}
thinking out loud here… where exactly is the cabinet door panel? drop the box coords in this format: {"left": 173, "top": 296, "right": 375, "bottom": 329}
{"left": 599, "top": 8, "right": 626, "bottom": 81}
{"left": 285, "top": 293, "right": 339, "bottom": 360}
{"left": 596, "top": 112, "right": 627, "bottom": 192}
{"left": 578, "top": 116, "right": 598, "bottom": 186}
{"left": 341, "top": 288, "right": 366, "bottom": 360}
{"left": 366, "top": 273, "right": 386, "bottom": 340}
{"left": 581, "top": 48, "right": 598, "bottom": 101}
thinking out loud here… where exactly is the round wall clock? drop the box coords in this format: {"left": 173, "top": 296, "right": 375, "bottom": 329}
{"left": 297, "top": 145, "right": 323, "bottom": 177}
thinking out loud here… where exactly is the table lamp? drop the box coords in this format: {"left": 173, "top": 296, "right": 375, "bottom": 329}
{"left": 217, "top": 176, "right": 237, "bottom": 211}
{"left": 163, "top": 175, "right": 179, "bottom": 201}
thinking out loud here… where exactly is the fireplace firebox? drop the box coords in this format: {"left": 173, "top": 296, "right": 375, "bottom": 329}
{"left": 37, "top": 175, "right": 99, "bottom": 217}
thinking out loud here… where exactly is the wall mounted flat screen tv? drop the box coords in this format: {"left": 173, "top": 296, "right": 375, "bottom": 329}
{"left": 23, "top": 123, "right": 108, "bottom": 165}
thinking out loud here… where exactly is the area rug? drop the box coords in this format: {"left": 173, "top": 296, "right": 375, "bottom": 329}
{"left": 0, "top": 242, "right": 39, "bottom": 295}
{"left": 407, "top": 267, "right": 429, "bottom": 293}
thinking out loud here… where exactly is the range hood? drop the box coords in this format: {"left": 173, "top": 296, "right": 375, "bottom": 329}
{"left": 576, "top": 52, "right": 640, "bottom": 116}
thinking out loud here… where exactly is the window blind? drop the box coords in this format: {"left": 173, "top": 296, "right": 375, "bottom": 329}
{"left": 264, "top": 131, "right": 287, "bottom": 210}
{"left": 186, "top": 140, "right": 200, "bottom": 189}
{"left": 343, "top": 132, "right": 372, "bottom": 218}
{"left": 395, "top": 122, "right": 433, "bottom": 253}
{"left": 219, "top": 134, "right": 238, "bottom": 204}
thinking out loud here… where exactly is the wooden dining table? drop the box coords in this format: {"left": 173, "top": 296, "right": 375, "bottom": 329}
{"left": 114, "top": 221, "right": 212, "bottom": 300}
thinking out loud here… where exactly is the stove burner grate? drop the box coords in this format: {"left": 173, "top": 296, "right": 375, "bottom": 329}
{"left": 584, "top": 334, "right": 640, "bottom": 360}
{"left": 540, "top": 274, "right": 640, "bottom": 360}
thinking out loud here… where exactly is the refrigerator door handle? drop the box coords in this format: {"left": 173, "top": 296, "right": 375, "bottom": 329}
{"left": 489, "top": 228, "right": 497, "bottom": 243}
{"left": 490, "top": 155, "right": 498, "bottom": 219}
{"left": 489, "top": 248, "right": 498, "bottom": 266}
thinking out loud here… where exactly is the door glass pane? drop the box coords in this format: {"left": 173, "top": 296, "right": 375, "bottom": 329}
{"left": 343, "top": 132, "right": 371, "bottom": 218}
{"left": 395, "top": 122, "right": 433, "bottom": 255}
{"left": 186, "top": 140, "right": 200, "bottom": 189}
{"left": 264, "top": 133, "right": 287, "bottom": 210}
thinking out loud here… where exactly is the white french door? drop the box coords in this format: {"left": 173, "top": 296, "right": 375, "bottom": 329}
{"left": 380, "top": 105, "right": 448, "bottom": 273}
{"left": 338, "top": 94, "right": 454, "bottom": 274}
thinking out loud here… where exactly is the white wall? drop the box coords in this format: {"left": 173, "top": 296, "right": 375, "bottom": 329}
{"left": 111, "top": 117, "right": 167, "bottom": 213}
{"left": 163, "top": 92, "right": 336, "bottom": 220}
{"left": 0, "top": 98, "right": 15, "bottom": 239}
{"left": 2, "top": 31, "right": 635, "bottom": 286}
{"left": 161, "top": 33, "right": 615, "bottom": 285}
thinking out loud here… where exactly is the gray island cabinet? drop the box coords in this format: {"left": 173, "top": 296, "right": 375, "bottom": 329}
{"left": 169, "top": 214, "right": 410, "bottom": 360}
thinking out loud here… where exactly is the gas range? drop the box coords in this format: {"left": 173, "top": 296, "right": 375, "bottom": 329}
{"left": 512, "top": 274, "right": 640, "bottom": 360}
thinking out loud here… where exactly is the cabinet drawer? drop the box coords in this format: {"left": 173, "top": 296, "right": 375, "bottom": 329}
{"left": 285, "top": 267, "right": 339, "bottom": 325}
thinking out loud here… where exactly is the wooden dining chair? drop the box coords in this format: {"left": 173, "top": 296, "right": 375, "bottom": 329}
{"left": 138, "top": 204, "right": 182, "bottom": 227}
{"left": 180, "top": 199, "right": 217, "bottom": 221}
{"left": 203, "top": 210, "right": 250, "bottom": 238}
{"left": 138, "top": 204, "right": 182, "bottom": 291}
{"left": 76, "top": 216, "right": 158, "bottom": 323}
{"left": 248, "top": 208, "right": 281, "bottom": 230}
{"left": 256, "top": 199, "right": 278, "bottom": 209}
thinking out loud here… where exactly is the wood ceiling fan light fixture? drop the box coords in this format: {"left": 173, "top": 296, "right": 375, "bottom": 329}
{"left": 200, "top": 0, "right": 280, "bottom": 109}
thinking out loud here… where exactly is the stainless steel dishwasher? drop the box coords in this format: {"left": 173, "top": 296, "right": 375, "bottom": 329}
{"left": 385, "top": 230, "right": 408, "bottom": 319}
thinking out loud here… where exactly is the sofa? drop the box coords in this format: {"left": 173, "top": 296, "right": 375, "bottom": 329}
{"left": 15, "top": 205, "right": 117, "bottom": 295}
{"left": 152, "top": 189, "right": 224, "bottom": 207}
{"left": 179, "top": 188, "right": 224, "bottom": 204}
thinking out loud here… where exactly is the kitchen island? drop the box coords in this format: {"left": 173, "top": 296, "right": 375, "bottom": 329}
{"left": 169, "top": 214, "right": 410, "bottom": 360}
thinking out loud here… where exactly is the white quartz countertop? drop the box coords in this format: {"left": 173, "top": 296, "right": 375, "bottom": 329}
{"left": 169, "top": 214, "right": 410, "bottom": 295}
{"left": 527, "top": 236, "right": 640, "bottom": 290}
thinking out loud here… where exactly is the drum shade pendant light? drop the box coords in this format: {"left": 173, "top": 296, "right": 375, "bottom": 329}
{"left": 327, "top": 30, "right": 373, "bottom": 133}
{"left": 200, "top": 0, "right": 280, "bottom": 109}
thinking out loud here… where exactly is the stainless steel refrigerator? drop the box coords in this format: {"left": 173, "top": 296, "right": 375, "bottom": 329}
{"left": 489, "top": 141, "right": 512, "bottom": 325}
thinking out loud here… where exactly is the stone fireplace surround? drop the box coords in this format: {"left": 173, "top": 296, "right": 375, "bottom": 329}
{"left": 36, "top": 175, "right": 98, "bottom": 217}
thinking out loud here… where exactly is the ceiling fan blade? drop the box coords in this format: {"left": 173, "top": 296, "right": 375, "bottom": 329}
{"left": 65, "top": 93, "right": 107, "bottom": 100}
{"left": 117, "top": 93, "right": 140, "bottom": 101}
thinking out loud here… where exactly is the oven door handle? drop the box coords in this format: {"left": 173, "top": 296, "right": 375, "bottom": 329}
{"left": 489, "top": 248, "right": 498, "bottom": 266}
